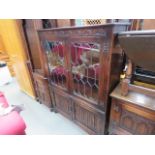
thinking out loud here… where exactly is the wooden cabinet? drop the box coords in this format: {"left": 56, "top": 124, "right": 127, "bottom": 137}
{"left": 22, "top": 19, "right": 54, "bottom": 108}
{"left": 33, "top": 73, "right": 51, "bottom": 108}
{"left": 109, "top": 85, "right": 155, "bottom": 135}
{"left": 109, "top": 30, "right": 155, "bottom": 135}
{"left": 23, "top": 19, "right": 43, "bottom": 72}
{"left": 38, "top": 23, "right": 129, "bottom": 134}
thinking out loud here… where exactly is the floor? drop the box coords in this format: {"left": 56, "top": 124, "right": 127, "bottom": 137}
{"left": 0, "top": 79, "right": 87, "bottom": 135}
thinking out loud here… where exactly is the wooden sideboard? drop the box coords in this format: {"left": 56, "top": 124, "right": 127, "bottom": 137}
{"left": 109, "top": 84, "right": 155, "bottom": 135}
{"left": 109, "top": 30, "right": 155, "bottom": 135}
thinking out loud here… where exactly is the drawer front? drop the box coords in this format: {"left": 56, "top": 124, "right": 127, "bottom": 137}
{"left": 54, "top": 90, "right": 73, "bottom": 119}
{"left": 33, "top": 73, "right": 52, "bottom": 108}
{"left": 109, "top": 99, "right": 155, "bottom": 135}
{"left": 74, "top": 100, "right": 105, "bottom": 134}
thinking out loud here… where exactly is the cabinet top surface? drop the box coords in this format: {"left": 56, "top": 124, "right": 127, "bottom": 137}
{"left": 119, "top": 30, "right": 155, "bottom": 36}
{"left": 37, "top": 23, "right": 130, "bottom": 32}
{"left": 111, "top": 83, "right": 155, "bottom": 111}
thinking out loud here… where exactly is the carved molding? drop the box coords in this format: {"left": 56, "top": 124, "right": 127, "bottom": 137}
{"left": 75, "top": 104, "right": 105, "bottom": 133}
{"left": 120, "top": 109, "right": 155, "bottom": 134}
{"left": 51, "top": 28, "right": 107, "bottom": 37}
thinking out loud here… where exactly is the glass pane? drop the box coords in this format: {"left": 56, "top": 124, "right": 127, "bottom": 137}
{"left": 71, "top": 42, "right": 100, "bottom": 103}
{"left": 43, "top": 41, "right": 66, "bottom": 88}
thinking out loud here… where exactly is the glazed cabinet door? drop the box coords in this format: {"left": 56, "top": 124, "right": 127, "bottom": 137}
{"left": 42, "top": 39, "right": 69, "bottom": 91}
{"left": 68, "top": 36, "right": 106, "bottom": 107}
{"left": 109, "top": 99, "right": 155, "bottom": 135}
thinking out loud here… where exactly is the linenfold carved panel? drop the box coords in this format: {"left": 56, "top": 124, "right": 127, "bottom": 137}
{"left": 74, "top": 103, "right": 105, "bottom": 134}
{"left": 54, "top": 92, "right": 73, "bottom": 118}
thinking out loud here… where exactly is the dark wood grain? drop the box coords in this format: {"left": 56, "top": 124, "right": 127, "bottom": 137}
{"left": 109, "top": 84, "right": 155, "bottom": 135}
{"left": 22, "top": 19, "right": 53, "bottom": 108}
{"left": 38, "top": 23, "right": 129, "bottom": 134}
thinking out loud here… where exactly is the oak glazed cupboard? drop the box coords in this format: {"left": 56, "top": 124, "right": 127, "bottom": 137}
{"left": 38, "top": 23, "right": 129, "bottom": 134}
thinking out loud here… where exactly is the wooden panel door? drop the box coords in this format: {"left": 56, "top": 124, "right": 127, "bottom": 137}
{"left": 109, "top": 99, "right": 155, "bottom": 135}
{"left": 33, "top": 73, "right": 52, "bottom": 108}
{"left": 73, "top": 99, "right": 105, "bottom": 134}
{"left": 53, "top": 88, "right": 73, "bottom": 119}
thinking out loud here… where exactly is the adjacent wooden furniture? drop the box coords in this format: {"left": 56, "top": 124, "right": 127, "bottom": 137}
{"left": 0, "top": 52, "right": 15, "bottom": 77}
{"left": 0, "top": 20, "right": 35, "bottom": 98}
{"left": 22, "top": 19, "right": 54, "bottom": 108}
{"left": 0, "top": 34, "right": 15, "bottom": 76}
{"left": 142, "top": 19, "right": 155, "bottom": 29}
{"left": 38, "top": 23, "right": 129, "bottom": 134}
{"left": 129, "top": 19, "right": 155, "bottom": 30}
{"left": 109, "top": 84, "right": 155, "bottom": 135}
{"left": 56, "top": 19, "right": 75, "bottom": 27}
{"left": 109, "top": 30, "right": 155, "bottom": 135}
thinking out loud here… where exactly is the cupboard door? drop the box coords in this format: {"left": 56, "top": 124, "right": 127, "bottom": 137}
{"left": 68, "top": 36, "right": 105, "bottom": 106}
{"left": 42, "top": 40, "right": 69, "bottom": 90}
{"left": 74, "top": 100, "right": 105, "bottom": 134}
{"left": 109, "top": 99, "right": 155, "bottom": 135}
{"left": 33, "top": 73, "right": 52, "bottom": 108}
{"left": 54, "top": 90, "right": 73, "bottom": 119}
{"left": 120, "top": 110, "right": 155, "bottom": 134}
